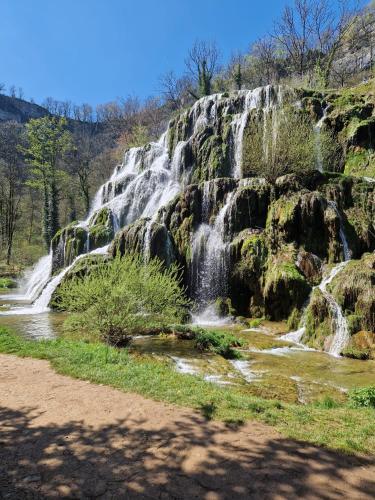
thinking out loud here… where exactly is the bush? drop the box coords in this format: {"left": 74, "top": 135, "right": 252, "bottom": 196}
{"left": 348, "top": 386, "right": 375, "bottom": 408}
{"left": 0, "top": 278, "right": 17, "bottom": 289}
{"left": 57, "top": 254, "right": 189, "bottom": 343}
{"left": 195, "top": 330, "right": 244, "bottom": 359}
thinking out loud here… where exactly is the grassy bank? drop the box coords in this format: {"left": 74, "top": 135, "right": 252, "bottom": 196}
{"left": 1, "top": 327, "right": 374, "bottom": 456}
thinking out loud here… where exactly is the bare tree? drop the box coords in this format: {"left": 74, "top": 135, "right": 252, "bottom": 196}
{"left": 0, "top": 82, "right": 5, "bottom": 93}
{"left": 9, "top": 85, "right": 16, "bottom": 98}
{"left": 159, "top": 71, "right": 193, "bottom": 109}
{"left": 185, "top": 40, "right": 220, "bottom": 97}
{"left": 0, "top": 122, "right": 26, "bottom": 263}
{"left": 273, "top": 0, "right": 313, "bottom": 76}
{"left": 251, "top": 37, "right": 282, "bottom": 85}
{"left": 311, "top": 0, "right": 360, "bottom": 87}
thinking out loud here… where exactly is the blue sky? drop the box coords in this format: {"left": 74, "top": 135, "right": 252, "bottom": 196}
{"left": 0, "top": 0, "right": 360, "bottom": 107}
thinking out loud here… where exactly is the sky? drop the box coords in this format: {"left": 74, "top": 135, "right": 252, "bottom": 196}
{"left": 0, "top": 0, "right": 361, "bottom": 107}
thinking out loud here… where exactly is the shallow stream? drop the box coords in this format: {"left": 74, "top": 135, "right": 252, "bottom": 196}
{"left": 1, "top": 292, "right": 374, "bottom": 405}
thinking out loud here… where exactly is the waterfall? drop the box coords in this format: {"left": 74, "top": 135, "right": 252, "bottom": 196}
{"left": 314, "top": 107, "right": 328, "bottom": 173}
{"left": 0, "top": 252, "right": 52, "bottom": 303}
{"left": 191, "top": 191, "right": 235, "bottom": 324}
{"left": 282, "top": 203, "right": 352, "bottom": 356}
{"left": 230, "top": 85, "right": 285, "bottom": 179}
{"left": 3, "top": 86, "right": 293, "bottom": 315}
{"left": 0, "top": 245, "right": 109, "bottom": 316}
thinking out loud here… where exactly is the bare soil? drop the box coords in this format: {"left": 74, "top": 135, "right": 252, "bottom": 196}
{"left": 0, "top": 353, "right": 374, "bottom": 499}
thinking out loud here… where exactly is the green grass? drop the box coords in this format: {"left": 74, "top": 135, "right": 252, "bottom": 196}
{"left": 0, "top": 327, "right": 374, "bottom": 456}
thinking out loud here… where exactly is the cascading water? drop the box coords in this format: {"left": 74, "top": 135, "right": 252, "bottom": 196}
{"left": 282, "top": 202, "right": 352, "bottom": 356}
{"left": 1, "top": 245, "right": 110, "bottom": 316}
{"left": 191, "top": 190, "right": 235, "bottom": 325}
{"left": 314, "top": 107, "right": 328, "bottom": 173}
{"left": 1, "top": 85, "right": 296, "bottom": 320}
{"left": 0, "top": 252, "right": 52, "bottom": 303}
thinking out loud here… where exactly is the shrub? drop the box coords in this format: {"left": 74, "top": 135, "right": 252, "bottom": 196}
{"left": 341, "top": 347, "right": 370, "bottom": 360}
{"left": 348, "top": 386, "right": 375, "bottom": 408}
{"left": 57, "top": 254, "right": 189, "bottom": 343}
{"left": 0, "top": 278, "right": 16, "bottom": 289}
{"left": 195, "top": 330, "right": 244, "bottom": 359}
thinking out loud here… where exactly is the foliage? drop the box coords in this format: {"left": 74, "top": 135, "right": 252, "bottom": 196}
{"left": 0, "top": 277, "right": 17, "bottom": 289}
{"left": 242, "top": 108, "right": 317, "bottom": 183}
{"left": 349, "top": 386, "right": 375, "bottom": 408}
{"left": 25, "top": 116, "right": 73, "bottom": 247}
{"left": 194, "top": 329, "right": 244, "bottom": 359}
{"left": 55, "top": 254, "right": 189, "bottom": 342}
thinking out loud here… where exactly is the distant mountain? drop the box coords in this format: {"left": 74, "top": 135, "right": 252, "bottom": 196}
{"left": 0, "top": 94, "right": 49, "bottom": 123}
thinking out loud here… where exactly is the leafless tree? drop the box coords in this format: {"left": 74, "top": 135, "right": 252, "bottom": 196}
{"left": 273, "top": 0, "right": 313, "bottom": 76}
{"left": 185, "top": 40, "right": 220, "bottom": 97}
{"left": 311, "top": 0, "right": 360, "bottom": 86}
{"left": 0, "top": 122, "right": 26, "bottom": 263}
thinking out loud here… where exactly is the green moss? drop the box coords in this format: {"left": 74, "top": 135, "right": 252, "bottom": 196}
{"left": 344, "top": 149, "right": 375, "bottom": 179}
{"left": 303, "top": 288, "right": 333, "bottom": 349}
{"left": 342, "top": 347, "right": 370, "bottom": 360}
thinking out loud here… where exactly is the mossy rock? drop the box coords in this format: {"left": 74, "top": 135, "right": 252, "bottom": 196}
{"left": 342, "top": 331, "right": 375, "bottom": 360}
{"left": 51, "top": 224, "right": 88, "bottom": 274}
{"left": 303, "top": 288, "right": 334, "bottom": 350}
{"left": 88, "top": 207, "right": 114, "bottom": 250}
{"left": 264, "top": 248, "right": 311, "bottom": 321}
{"left": 329, "top": 253, "right": 375, "bottom": 333}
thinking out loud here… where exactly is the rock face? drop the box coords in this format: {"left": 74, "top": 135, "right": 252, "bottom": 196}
{"left": 50, "top": 83, "right": 375, "bottom": 349}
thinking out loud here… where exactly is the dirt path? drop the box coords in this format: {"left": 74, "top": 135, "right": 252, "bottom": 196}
{"left": 0, "top": 354, "right": 374, "bottom": 499}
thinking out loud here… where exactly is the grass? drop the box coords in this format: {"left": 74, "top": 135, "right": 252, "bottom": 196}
{"left": 0, "top": 327, "right": 375, "bottom": 456}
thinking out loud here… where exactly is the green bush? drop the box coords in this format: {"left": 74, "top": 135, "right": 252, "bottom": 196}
{"left": 0, "top": 277, "right": 17, "bottom": 289}
{"left": 348, "top": 386, "right": 375, "bottom": 408}
{"left": 57, "top": 254, "right": 189, "bottom": 343}
{"left": 195, "top": 330, "right": 244, "bottom": 359}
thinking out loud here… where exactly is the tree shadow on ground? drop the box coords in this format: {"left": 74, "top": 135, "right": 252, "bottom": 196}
{"left": 0, "top": 405, "right": 374, "bottom": 499}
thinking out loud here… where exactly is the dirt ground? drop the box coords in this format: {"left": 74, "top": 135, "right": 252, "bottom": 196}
{"left": 0, "top": 353, "right": 374, "bottom": 499}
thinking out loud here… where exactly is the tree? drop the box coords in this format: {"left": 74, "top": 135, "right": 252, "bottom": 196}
{"left": 185, "top": 40, "right": 220, "bottom": 97}
{"left": 0, "top": 122, "right": 26, "bottom": 264}
{"left": 250, "top": 37, "right": 283, "bottom": 85}
{"left": 311, "top": 0, "right": 360, "bottom": 87}
{"left": 273, "top": 0, "right": 313, "bottom": 76}
{"left": 25, "top": 117, "right": 72, "bottom": 247}
{"left": 68, "top": 127, "right": 102, "bottom": 214}
{"left": 159, "top": 71, "right": 193, "bottom": 110}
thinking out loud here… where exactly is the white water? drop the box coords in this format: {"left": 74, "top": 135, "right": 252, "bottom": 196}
{"left": 282, "top": 202, "right": 352, "bottom": 356}
{"left": 230, "top": 85, "right": 285, "bottom": 178}
{"left": 314, "top": 107, "right": 328, "bottom": 172}
{"left": 0, "top": 245, "right": 109, "bottom": 316}
{"left": 190, "top": 190, "right": 235, "bottom": 322}
{"left": 230, "top": 360, "right": 259, "bottom": 382}
{"left": 191, "top": 304, "right": 231, "bottom": 326}
{"left": 0, "top": 252, "right": 52, "bottom": 303}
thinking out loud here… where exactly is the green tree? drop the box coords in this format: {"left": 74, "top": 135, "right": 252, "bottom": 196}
{"left": 25, "top": 117, "right": 72, "bottom": 247}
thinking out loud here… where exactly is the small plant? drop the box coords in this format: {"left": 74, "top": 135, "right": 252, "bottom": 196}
{"left": 348, "top": 386, "right": 375, "bottom": 408}
{"left": 195, "top": 330, "right": 244, "bottom": 359}
{"left": 0, "top": 278, "right": 17, "bottom": 289}
{"left": 315, "top": 396, "right": 341, "bottom": 409}
{"left": 341, "top": 347, "right": 370, "bottom": 360}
